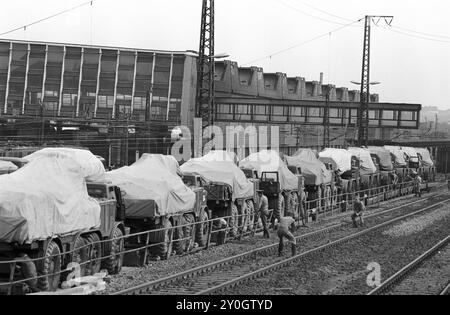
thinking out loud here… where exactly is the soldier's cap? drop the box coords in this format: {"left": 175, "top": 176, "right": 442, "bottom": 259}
{"left": 257, "top": 190, "right": 264, "bottom": 193}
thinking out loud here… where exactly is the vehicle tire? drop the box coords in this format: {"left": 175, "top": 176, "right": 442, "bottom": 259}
{"left": 37, "top": 241, "right": 62, "bottom": 292}
{"left": 173, "top": 214, "right": 195, "bottom": 254}
{"left": 102, "top": 227, "right": 124, "bottom": 275}
{"left": 84, "top": 233, "right": 102, "bottom": 275}
{"left": 172, "top": 217, "right": 186, "bottom": 255}
{"left": 240, "top": 202, "right": 249, "bottom": 234}
{"left": 151, "top": 220, "right": 173, "bottom": 260}
{"left": 195, "top": 210, "right": 210, "bottom": 248}
{"left": 246, "top": 200, "right": 255, "bottom": 232}
{"left": 70, "top": 236, "right": 88, "bottom": 277}
{"left": 229, "top": 204, "right": 239, "bottom": 238}
{"left": 183, "top": 214, "right": 195, "bottom": 252}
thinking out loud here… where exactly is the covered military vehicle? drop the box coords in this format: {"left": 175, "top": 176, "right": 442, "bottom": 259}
{"left": 103, "top": 154, "right": 203, "bottom": 261}
{"left": 0, "top": 151, "right": 125, "bottom": 293}
{"left": 181, "top": 151, "right": 256, "bottom": 243}
{"left": 239, "top": 150, "right": 301, "bottom": 222}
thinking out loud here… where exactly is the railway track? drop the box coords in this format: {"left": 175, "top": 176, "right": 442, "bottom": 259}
{"left": 112, "top": 193, "right": 450, "bottom": 295}
{"left": 368, "top": 234, "right": 450, "bottom": 295}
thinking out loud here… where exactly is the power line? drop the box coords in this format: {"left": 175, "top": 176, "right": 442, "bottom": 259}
{"left": 296, "top": 0, "right": 450, "bottom": 42}
{"left": 0, "top": 0, "right": 96, "bottom": 37}
{"left": 242, "top": 18, "right": 362, "bottom": 65}
{"left": 274, "top": 0, "right": 358, "bottom": 27}
{"left": 291, "top": 0, "right": 355, "bottom": 23}
{"left": 380, "top": 25, "right": 450, "bottom": 44}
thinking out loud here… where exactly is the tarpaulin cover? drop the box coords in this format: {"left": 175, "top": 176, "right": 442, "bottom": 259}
{"left": 25, "top": 148, "right": 106, "bottom": 182}
{"left": 401, "top": 147, "right": 419, "bottom": 159}
{"left": 348, "top": 147, "right": 378, "bottom": 175}
{"left": 104, "top": 154, "right": 195, "bottom": 218}
{"left": 368, "top": 147, "right": 394, "bottom": 171}
{"left": 285, "top": 149, "right": 332, "bottom": 186}
{"left": 415, "top": 148, "right": 434, "bottom": 167}
{"left": 200, "top": 150, "right": 239, "bottom": 164}
{"left": 0, "top": 161, "right": 18, "bottom": 173}
{"left": 239, "top": 150, "right": 298, "bottom": 191}
{"left": 181, "top": 156, "right": 254, "bottom": 200}
{"left": 0, "top": 155, "right": 101, "bottom": 244}
{"left": 384, "top": 146, "right": 407, "bottom": 168}
{"left": 319, "top": 148, "right": 352, "bottom": 175}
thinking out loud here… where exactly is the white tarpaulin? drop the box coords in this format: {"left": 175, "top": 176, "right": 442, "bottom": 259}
{"left": 415, "top": 148, "right": 434, "bottom": 167}
{"left": 181, "top": 157, "right": 255, "bottom": 200}
{"left": 25, "top": 148, "right": 106, "bottom": 182}
{"left": 239, "top": 150, "right": 298, "bottom": 191}
{"left": 368, "top": 147, "right": 394, "bottom": 171}
{"left": 401, "top": 147, "right": 419, "bottom": 159}
{"left": 0, "top": 155, "right": 101, "bottom": 244}
{"left": 319, "top": 148, "right": 352, "bottom": 175}
{"left": 384, "top": 146, "right": 407, "bottom": 168}
{"left": 200, "top": 150, "right": 239, "bottom": 164}
{"left": 0, "top": 161, "right": 18, "bottom": 173}
{"left": 104, "top": 154, "right": 195, "bottom": 218}
{"left": 348, "top": 147, "right": 378, "bottom": 175}
{"left": 285, "top": 151, "right": 332, "bottom": 186}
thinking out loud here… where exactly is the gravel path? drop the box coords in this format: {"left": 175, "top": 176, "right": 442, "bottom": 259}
{"left": 220, "top": 203, "right": 450, "bottom": 295}
{"left": 383, "top": 206, "right": 450, "bottom": 237}
{"left": 103, "top": 183, "right": 446, "bottom": 294}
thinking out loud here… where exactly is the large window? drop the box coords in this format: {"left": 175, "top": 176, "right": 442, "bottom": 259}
{"left": 6, "top": 43, "right": 27, "bottom": 113}
{"left": 253, "top": 105, "right": 268, "bottom": 121}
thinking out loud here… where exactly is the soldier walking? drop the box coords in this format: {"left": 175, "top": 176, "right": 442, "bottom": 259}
{"left": 276, "top": 216, "right": 297, "bottom": 257}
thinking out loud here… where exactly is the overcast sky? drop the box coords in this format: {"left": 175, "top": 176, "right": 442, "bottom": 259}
{"left": 1, "top": 0, "right": 449, "bottom": 109}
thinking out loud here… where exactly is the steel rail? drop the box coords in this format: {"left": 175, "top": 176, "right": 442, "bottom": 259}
{"left": 368, "top": 234, "right": 450, "bottom": 295}
{"left": 440, "top": 282, "right": 450, "bottom": 296}
{"left": 113, "top": 195, "right": 450, "bottom": 295}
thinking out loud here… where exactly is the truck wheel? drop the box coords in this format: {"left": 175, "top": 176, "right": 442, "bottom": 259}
{"left": 84, "top": 233, "right": 102, "bottom": 275}
{"left": 183, "top": 214, "right": 195, "bottom": 252}
{"left": 173, "top": 218, "right": 186, "bottom": 255}
{"left": 195, "top": 210, "right": 210, "bottom": 248}
{"left": 37, "top": 241, "right": 62, "bottom": 292}
{"left": 173, "top": 214, "right": 195, "bottom": 254}
{"left": 246, "top": 200, "right": 255, "bottom": 232}
{"left": 102, "top": 227, "right": 124, "bottom": 275}
{"left": 229, "top": 204, "right": 239, "bottom": 238}
{"left": 71, "top": 236, "right": 88, "bottom": 277}
{"left": 152, "top": 220, "right": 173, "bottom": 260}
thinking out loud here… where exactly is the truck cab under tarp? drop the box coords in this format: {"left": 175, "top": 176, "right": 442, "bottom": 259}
{"left": 181, "top": 158, "right": 254, "bottom": 201}
{"left": 239, "top": 150, "right": 298, "bottom": 191}
{"left": 284, "top": 154, "right": 332, "bottom": 186}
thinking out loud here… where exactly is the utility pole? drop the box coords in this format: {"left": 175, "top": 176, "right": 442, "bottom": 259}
{"left": 196, "top": 0, "right": 215, "bottom": 130}
{"left": 358, "top": 15, "right": 393, "bottom": 147}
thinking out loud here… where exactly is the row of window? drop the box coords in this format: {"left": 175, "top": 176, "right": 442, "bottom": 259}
{"left": 216, "top": 104, "right": 418, "bottom": 124}
{"left": 0, "top": 42, "right": 185, "bottom": 120}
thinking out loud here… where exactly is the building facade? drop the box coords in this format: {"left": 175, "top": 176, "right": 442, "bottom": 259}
{"left": 0, "top": 39, "right": 422, "bottom": 163}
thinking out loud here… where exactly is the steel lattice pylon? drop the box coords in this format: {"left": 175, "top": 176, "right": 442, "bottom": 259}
{"left": 357, "top": 15, "right": 393, "bottom": 147}
{"left": 196, "top": 0, "right": 215, "bottom": 129}
{"left": 358, "top": 16, "right": 371, "bottom": 147}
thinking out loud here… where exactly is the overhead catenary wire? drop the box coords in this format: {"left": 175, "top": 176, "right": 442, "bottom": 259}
{"left": 291, "top": 0, "right": 450, "bottom": 42}
{"left": 242, "top": 18, "right": 363, "bottom": 66}
{"left": 0, "top": 0, "right": 97, "bottom": 37}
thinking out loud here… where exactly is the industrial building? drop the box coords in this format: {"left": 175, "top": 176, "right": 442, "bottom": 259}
{"left": 0, "top": 39, "right": 422, "bottom": 163}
